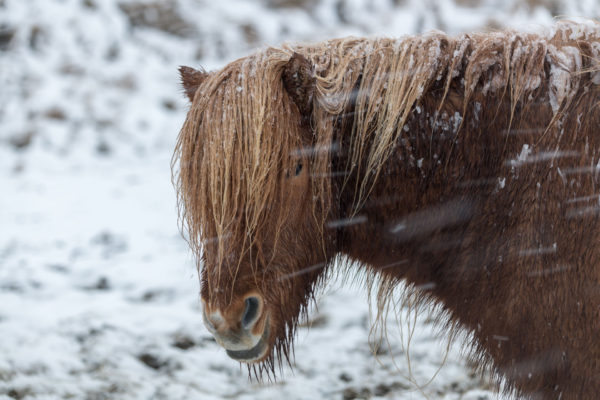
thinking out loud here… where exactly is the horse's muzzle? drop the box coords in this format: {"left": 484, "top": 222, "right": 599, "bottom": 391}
{"left": 202, "top": 295, "right": 270, "bottom": 362}
{"left": 224, "top": 318, "right": 269, "bottom": 362}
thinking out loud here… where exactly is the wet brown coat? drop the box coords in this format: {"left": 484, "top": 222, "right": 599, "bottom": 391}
{"left": 174, "top": 23, "right": 600, "bottom": 399}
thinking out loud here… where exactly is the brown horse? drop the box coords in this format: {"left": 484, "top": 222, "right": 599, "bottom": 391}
{"left": 173, "top": 21, "right": 600, "bottom": 399}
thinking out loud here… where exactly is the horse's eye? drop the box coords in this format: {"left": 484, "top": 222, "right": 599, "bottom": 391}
{"left": 295, "top": 162, "right": 303, "bottom": 176}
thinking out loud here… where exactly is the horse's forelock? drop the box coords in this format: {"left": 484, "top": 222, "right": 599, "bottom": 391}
{"left": 173, "top": 50, "right": 321, "bottom": 284}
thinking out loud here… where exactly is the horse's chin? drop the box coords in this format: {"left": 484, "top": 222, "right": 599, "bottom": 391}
{"left": 225, "top": 318, "right": 271, "bottom": 363}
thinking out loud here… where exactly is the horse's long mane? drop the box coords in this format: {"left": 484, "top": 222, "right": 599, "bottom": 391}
{"left": 302, "top": 21, "right": 600, "bottom": 212}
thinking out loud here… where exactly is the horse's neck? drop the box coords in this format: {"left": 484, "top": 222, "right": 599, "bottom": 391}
{"left": 335, "top": 85, "right": 600, "bottom": 398}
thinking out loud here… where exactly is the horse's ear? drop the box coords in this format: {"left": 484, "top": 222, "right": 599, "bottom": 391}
{"left": 179, "top": 66, "right": 208, "bottom": 102}
{"left": 282, "top": 52, "right": 315, "bottom": 116}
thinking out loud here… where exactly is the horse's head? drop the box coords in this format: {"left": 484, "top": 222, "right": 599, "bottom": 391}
{"left": 174, "top": 51, "right": 336, "bottom": 373}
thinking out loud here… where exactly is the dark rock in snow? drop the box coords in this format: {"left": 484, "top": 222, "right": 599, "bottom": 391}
{"left": 172, "top": 334, "right": 196, "bottom": 350}
{"left": 118, "top": 1, "right": 197, "bottom": 38}
{"left": 0, "top": 24, "right": 15, "bottom": 51}
{"left": 138, "top": 353, "right": 168, "bottom": 370}
{"left": 8, "top": 131, "right": 35, "bottom": 150}
{"left": 339, "top": 372, "right": 353, "bottom": 382}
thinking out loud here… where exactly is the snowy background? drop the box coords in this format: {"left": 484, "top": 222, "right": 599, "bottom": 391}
{"left": 1, "top": 0, "right": 599, "bottom": 399}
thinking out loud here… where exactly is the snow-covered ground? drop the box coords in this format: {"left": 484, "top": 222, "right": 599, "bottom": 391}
{"left": 1, "top": 0, "right": 599, "bottom": 399}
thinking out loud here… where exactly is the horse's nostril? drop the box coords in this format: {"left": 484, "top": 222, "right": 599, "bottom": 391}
{"left": 242, "top": 296, "right": 261, "bottom": 329}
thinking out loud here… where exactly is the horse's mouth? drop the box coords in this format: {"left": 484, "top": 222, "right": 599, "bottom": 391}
{"left": 226, "top": 319, "right": 270, "bottom": 363}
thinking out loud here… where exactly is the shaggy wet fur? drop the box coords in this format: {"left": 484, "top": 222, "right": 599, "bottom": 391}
{"left": 173, "top": 21, "right": 600, "bottom": 398}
